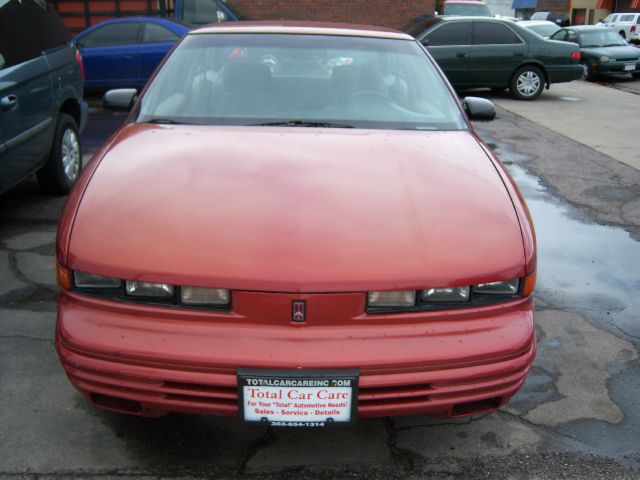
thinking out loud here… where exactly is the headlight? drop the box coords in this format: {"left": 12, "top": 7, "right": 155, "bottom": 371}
{"left": 74, "top": 271, "right": 121, "bottom": 288}
{"left": 125, "top": 280, "right": 174, "bottom": 297}
{"left": 421, "top": 286, "right": 470, "bottom": 302}
{"left": 599, "top": 55, "right": 611, "bottom": 62}
{"left": 181, "top": 286, "right": 230, "bottom": 305}
{"left": 473, "top": 279, "right": 519, "bottom": 295}
{"left": 71, "top": 271, "right": 232, "bottom": 310}
{"left": 368, "top": 276, "right": 528, "bottom": 313}
{"left": 367, "top": 290, "right": 416, "bottom": 307}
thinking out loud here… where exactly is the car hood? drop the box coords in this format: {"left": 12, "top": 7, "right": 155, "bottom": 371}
{"left": 69, "top": 125, "right": 525, "bottom": 292}
{"left": 581, "top": 45, "right": 640, "bottom": 59}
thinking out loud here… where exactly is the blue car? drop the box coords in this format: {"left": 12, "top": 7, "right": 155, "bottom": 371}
{"left": 74, "top": 17, "right": 191, "bottom": 90}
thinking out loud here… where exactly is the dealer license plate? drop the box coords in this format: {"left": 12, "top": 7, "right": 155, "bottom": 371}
{"left": 624, "top": 63, "right": 636, "bottom": 71}
{"left": 238, "top": 369, "right": 359, "bottom": 427}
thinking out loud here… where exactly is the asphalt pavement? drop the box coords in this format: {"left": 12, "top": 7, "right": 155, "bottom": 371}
{"left": 1, "top": 77, "right": 640, "bottom": 479}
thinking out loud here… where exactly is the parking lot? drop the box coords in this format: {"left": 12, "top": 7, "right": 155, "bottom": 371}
{"left": 1, "top": 73, "right": 640, "bottom": 479}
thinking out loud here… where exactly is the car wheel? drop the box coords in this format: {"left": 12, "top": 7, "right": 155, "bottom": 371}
{"left": 509, "top": 66, "right": 545, "bottom": 100}
{"left": 581, "top": 60, "right": 595, "bottom": 82}
{"left": 37, "top": 113, "right": 82, "bottom": 195}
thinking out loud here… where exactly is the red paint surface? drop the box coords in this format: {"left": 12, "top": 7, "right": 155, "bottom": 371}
{"left": 57, "top": 74, "right": 536, "bottom": 419}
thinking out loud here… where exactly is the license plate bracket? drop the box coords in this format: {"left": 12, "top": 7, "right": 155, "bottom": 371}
{"left": 238, "top": 368, "right": 359, "bottom": 427}
{"left": 624, "top": 63, "right": 636, "bottom": 71}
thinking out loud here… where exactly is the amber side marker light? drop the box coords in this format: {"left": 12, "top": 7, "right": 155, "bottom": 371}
{"left": 56, "top": 263, "right": 72, "bottom": 290}
{"left": 521, "top": 271, "right": 536, "bottom": 297}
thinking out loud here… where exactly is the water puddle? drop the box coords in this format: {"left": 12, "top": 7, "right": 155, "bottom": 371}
{"left": 505, "top": 161, "right": 640, "bottom": 339}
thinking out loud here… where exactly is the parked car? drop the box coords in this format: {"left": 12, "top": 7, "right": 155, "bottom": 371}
{"left": 600, "top": 12, "right": 640, "bottom": 44}
{"left": 55, "top": 22, "right": 537, "bottom": 424}
{"left": 530, "top": 11, "right": 570, "bottom": 27}
{"left": 172, "top": 0, "right": 240, "bottom": 25}
{"left": 442, "top": 0, "right": 492, "bottom": 16}
{"left": 74, "top": 17, "right": 191, "bottom": 90}
{"left": 405, "top": 16, "right": 583, "bottom": 100}
{"left": 0, "top": 0, "right": 87, "bottom": 195}
{"left": 550, "top": 26, "right": 640, "bottom": 81}
{"left": 518, "top": 19, "right": 561, "bottom": 39}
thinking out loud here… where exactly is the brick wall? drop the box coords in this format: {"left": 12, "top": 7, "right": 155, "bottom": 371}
{"left": 226, "top": 0, "right": 435, "bottom": 29}
{"left": 536, "top": 0, "right": 569, "bottom": 13}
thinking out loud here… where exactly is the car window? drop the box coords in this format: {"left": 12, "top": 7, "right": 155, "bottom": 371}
{"left": 550, "top": 29, "right": 567, "bottom": 41}
{"left": 80, "top": 22, "right": 140, "bottom": 48}
{"left": 138, "top": 33, "right": 468, "bottom": 131}
{"left": 22, "top": 0, "right": 70, "bottom": 51}
{"left": 443, "top": 3, "right": 492, "bottom": 16}
{"left": 528, "top": 24, "right": 560, "bottom": 38}
{"left": 424, "top": 22, "right": 471, "bottom": 46}
{"left": 142, "top": 23, "right": 180, "bottom": 43}
{"left": 0, "top": 0, "right": 42, "bottom": 68}
{"left": 530, "top": 12, "right": 547, "bottom": 20}
{"left": 579, "top": 30, "right": 628, "bottom": 47}
{"left": 566, "top": 30, "right": 577, "bottom": 42}
{"left": 472, "top": 22, "right": 522, "bottom": 45}
{"left": 620, "top": 15, "right": 634, "bottom": 22}
{"left": 182, "top": 0, "right": 224, "bottom": 25}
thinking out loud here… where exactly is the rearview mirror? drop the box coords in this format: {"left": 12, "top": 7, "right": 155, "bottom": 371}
{"left": 421, "top": 38, "right": 430, "bottom": 47}
{"left": 216, "top": 9, "right": 227, "bottom": 23}
{"left": 462, "top": 97, "right": 496, "bottom": 121}
{"left": 103, "top": 88, "right": 137, "bottom": 111}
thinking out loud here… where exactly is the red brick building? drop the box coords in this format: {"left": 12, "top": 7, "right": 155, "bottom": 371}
{"left": 226, "top": 0, "right": 434, "bottom": 28}
{"left": 53, "top": 0, "right": 434, "bottom": 33}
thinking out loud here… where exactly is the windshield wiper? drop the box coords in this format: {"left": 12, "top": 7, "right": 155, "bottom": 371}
{"left": 250, "top": 120, "right": 355, "bottom": 128}
{"left": 603, "top": 43, "right": 624, "bottom": 47}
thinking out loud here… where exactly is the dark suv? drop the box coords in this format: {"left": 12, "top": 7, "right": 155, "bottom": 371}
{"left": 0, "top": 0, "right": 87, "bottom": 195}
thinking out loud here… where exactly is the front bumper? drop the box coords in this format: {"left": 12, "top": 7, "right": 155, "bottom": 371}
{"left": 56, "top": 290, "right": 536, "bottom": 419}
{"left": 594, "top": 60, "right": 640, "bottom": 74}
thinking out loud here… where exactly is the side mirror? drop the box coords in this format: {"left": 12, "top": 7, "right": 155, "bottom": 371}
{"left": 463, "top": 97, "right": 496, "bottom": 121}
{"left": 103, "top": 88, "right": 137, "bottom": 111}
{"left": 216, "top": 9, "right": 227, "bottom": 23}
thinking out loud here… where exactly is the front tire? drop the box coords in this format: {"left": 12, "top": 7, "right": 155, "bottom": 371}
{"left": 510, "top": 66, "right": 545, "bottom": 100}
{"left": 581, "top": 60, "right": 595, "bottom": 82}
{"left": 37, "top": 113, "right": 82, "bottom": 195}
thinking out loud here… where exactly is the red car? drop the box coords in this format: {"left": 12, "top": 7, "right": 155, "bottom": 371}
{"left": 55, "top": 22, "right": 536, "bottom": 426}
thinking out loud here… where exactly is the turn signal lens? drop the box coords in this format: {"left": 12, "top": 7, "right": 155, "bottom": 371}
{"left": 521, "top": 271, "right": 537, "bottom": 297}
{"left": 367, "top": 290, "right": 416, "bottom": 307}
{"left": 421, "top": 286, "right": 470, "bottom": 302}
{"left": 181, "top": 286, "right": 230, "bottom": 305}
{"left": 56, "top": 264, "right": 72, "bottom": 290}
{"left": 125, "top": 280, "right": 174, "bottom": 297}
{"left": 74, "top": 271, "right": 121, "bottom": 288}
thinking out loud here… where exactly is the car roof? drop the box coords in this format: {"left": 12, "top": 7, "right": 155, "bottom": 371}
{"left": 565, "top": 25, "right": 613, "bottom": 31}
{"left": 518, "top": 20, "right": 557, "bottom": 26}
{"left": 192, "top": 21, "right": 412, "bottom": 40}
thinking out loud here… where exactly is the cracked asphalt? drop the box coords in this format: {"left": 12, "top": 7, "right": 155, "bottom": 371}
{"left": 2, "top": 80, "right": 640, "bottom": 479}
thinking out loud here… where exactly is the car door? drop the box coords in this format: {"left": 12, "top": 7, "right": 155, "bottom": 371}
{"left": 139, "top": 22, "right": 181, "bottom": 84}
{"left": 77, "top": 22, "right": 141, "bottom": 89}
{"left": 420, "top": 20, "right": 472, "bottom": 87}
{"left": 0, "top": 0, "right": 54, "bottom": 193}
{"left": 468, "top": 21, "right": 527, "bottom": 87}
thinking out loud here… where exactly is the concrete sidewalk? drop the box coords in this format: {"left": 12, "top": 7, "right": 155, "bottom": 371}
{"left": 484, "top": 80, "right": 640, "bottom": 171}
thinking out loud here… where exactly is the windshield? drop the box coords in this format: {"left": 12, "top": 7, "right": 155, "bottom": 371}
{"left": 579, "top": 30, "right": 628, "bottom": 47}
{"left": 138, "top": 33, "right": 467, "bottom": 131}
{"left": 443, "top": 3, "right": 492, "bottom": 16}
{"left": 528, "top": 24, "right": 560, "bottom": 37}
